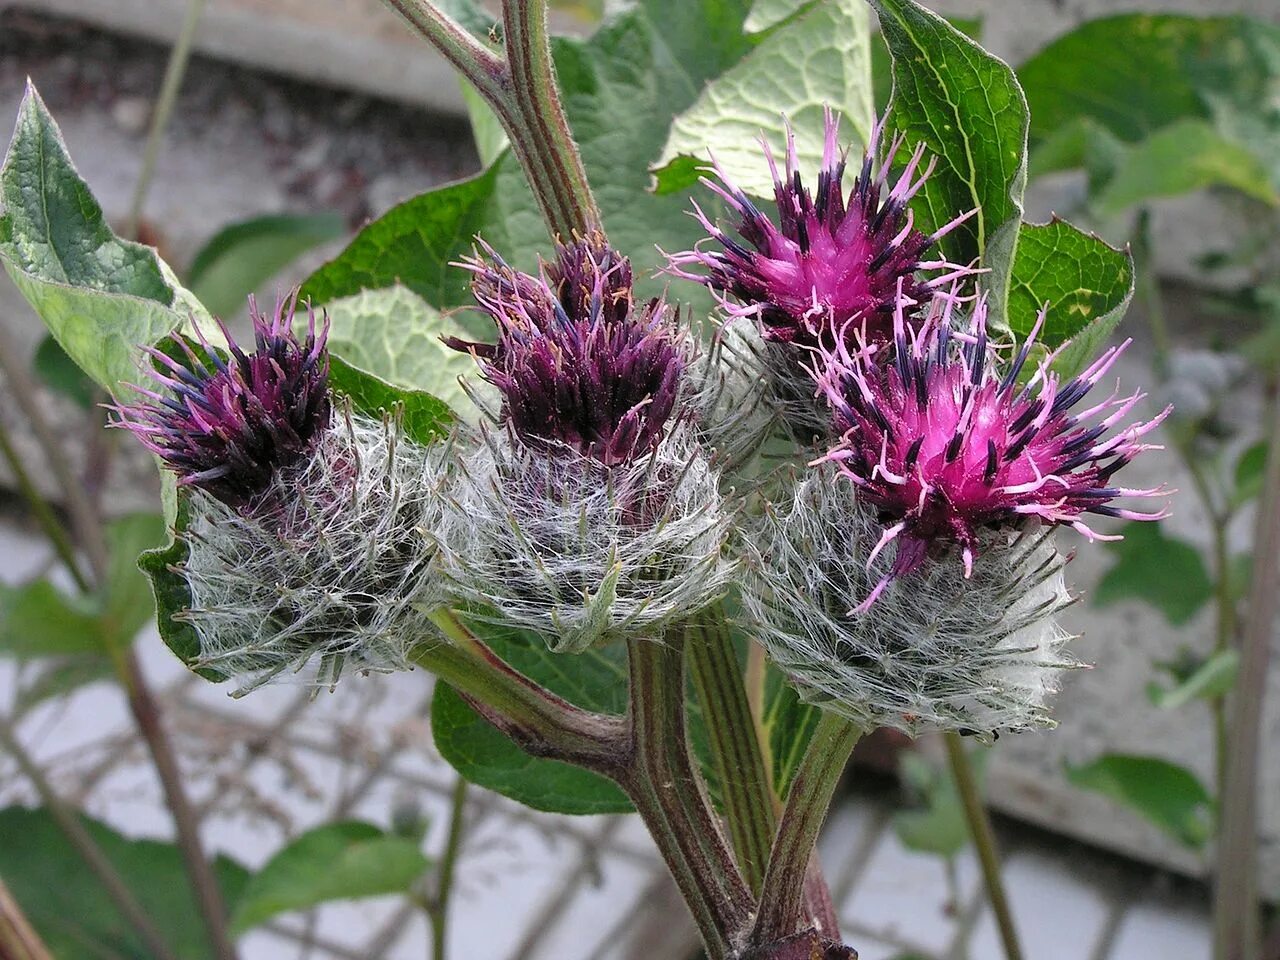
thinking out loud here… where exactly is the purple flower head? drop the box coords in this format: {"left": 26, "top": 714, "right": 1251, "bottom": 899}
{"left": 666, "top": 108, "right": 975, "bottom": 352}
{"left": 112, "top": 294, "right": 331, "bottom": 510}
{"left": 814, "top": 288, "right": 1171, "bottom": 610}
{"left": 451, "top": 234, "right": 687, "bottom": 466}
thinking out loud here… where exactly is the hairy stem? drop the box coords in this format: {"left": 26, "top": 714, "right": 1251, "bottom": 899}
{"left": 685, "top": 608, "right": 775, "bottom": 895}
{"left": 420, "top": 610, "right": 626, "bottom": 767}
{"left": 0, "top": 875, "right": 54, "bottom": 960}
{"left": 125, "top": 0, "right": 207, "bottom": 239}
{"left": 1213, "top": 382, "right": 1280, "bottom": 960}
{"left": 426, "top": 775, "right": 469, "bottom": 960}
{"left": 622, "top": 636, "right": 753, "bottom": 959}
{"left": 0, "top": 716, "right": 179, "bottom": 960}
{"left": 944, "top": 732, "right": 1022, "bottom": 960}
{"left": 752, "top": 711, "right": 861, "bottom": 947}
{"left": 501, "top": 0, "right": 600, "bottom": 236}
{"left": 118, "top": 649, "right": 239, "bottom": 960}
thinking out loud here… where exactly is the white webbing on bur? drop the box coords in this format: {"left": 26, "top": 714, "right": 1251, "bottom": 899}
{"left": 178, "top": 413, "right": 446, "bottom": 695}
{"left": 436, "top": 423, "right": 737, "bottom": 653}
{"left": 744, "top": 468, "right": 1078, "bottom": 738}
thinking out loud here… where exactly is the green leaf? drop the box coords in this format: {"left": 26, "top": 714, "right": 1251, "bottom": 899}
{"left": 1147, "top": 649, "right": 1239, "bottom": 710}
{"left": 32, "top": 334, "right": 96, "bottom": 408}
{"left": 432, "top": 627, "right": 632, "bottom": 815}
{"left": 187, "top": 212, "right": 346, "bottom": 318}
{"left": 101, "top": 513, "right": 166, "bottom": 649}
{"left": 229, "top": 821, "right": 430, "bottom": 934}
{"left": 870, "top": 0, "right": 1028, "bottom": 330}
{"left": 0, "top": 82, "right": 203, "bottom": 393}
{"left": 1091, "top": 119, "right": 1279, "bottom": 216}
{"left": 652, "top": 0, "right": 873, "bottom": 199}
{"left": 1093, "top": 522, "right": 1213, "bottom": 627}
{"left": 324, "top": 284, "right": 489, "bottom": 419}
{"left": 11, "top": 654, "right": 115, "bottom": 716}
{"left": 1064, "top": 754, "right": 1213, "bottom": 847}
{"left": 0, "top": 579, "right": 104, "bottom": 658}
{"left": 0, "top": 806, "right": 248, "bottom": 959}
{"left": 138, "top": 496, "right": 225, "bottom": 683}
{"left": 300, "top": 164, "right": 507, "bottom": 311}
{"left": 1006, "top": 219, "right": 1134, "bottom": 379}
{"left": 1233, "top": 441, "right": 1269, "bottom": 507}
{"left": 761, "top": 657, "right": 820, "bottom": 796}
{"left": 459, "top": 79, "right": 510, "bottom": 169}
{"left": 328, "top": 355, "right": 454, "bottom": 446}
{"left": 743, "top": 0, "right": 813, "bottom": 34}
{"left": 892, "top": 751, "right": 983, "bottom": 859}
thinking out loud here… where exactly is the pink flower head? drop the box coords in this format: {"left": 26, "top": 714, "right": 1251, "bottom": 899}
{"left": 666, "top": 108, "right": 975, "bottom": 352}
{"left": 111, "top": 294, "right": 331, "bottom": 510}
{"left": 815, "top": 289, "right": 1171, "bottom": 610}
{"left": 449, "top": 234, "right": 687, "bottom": 466}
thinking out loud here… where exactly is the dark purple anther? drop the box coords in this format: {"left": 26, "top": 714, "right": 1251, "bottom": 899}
{"left": 451, "top": 233, "right": 687, "bottom": 466}
{"left": 111, "top": 293, "right": 331, "bottom": 510}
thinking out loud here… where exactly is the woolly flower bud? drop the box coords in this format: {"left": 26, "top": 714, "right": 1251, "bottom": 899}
{"left": 177, "top": 413, "right": 445, "bottom": 694}
{"left": 111, "top": 295, "right": 331, "bottom": 510}
{"left": 744, "top": 468, "right": 1076, "bottom": 737}
{"left": 814, "top": 291, "right": 1171, "bottom": 609}
{"left": 666, "top": 110, "right": 974, "bottom": 438}
{"left": 449, "top": 233, "right": 685, "bottom": 465}
{"left": 437, "top": 423, "right": 735, "bottom": 653}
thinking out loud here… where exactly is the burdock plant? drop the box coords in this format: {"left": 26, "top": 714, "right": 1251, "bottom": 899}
{"left": 1, "top": 1, "right": 1189, "bottom": 959}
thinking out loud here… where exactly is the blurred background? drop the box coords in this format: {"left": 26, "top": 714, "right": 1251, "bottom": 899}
{"left": 0, "top": 0, "right": 1278, "bottom": 958}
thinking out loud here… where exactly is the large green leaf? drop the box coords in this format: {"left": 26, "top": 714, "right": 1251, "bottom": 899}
{"left": 870, "top": 0, "right": 1028, "bottom": 330}
{"left": 761, "top": 656, "right": 820, "bottom": 796}
{"left": 892, "top": 750, "right": 986, "bottom": 859}
{"left": 0, "top": 806, "right": 249, "bottom": 959}
{"left": 1093, "top": 521, "right": 1213, "bottom": 627}
{"left": 324, "top": 284, "right": 489, "bottom": 419}
{"left": 0, "top": 83, "right": 204, "bottom": 393}
{"left": 300, "top": 164, "right": 507, "bottom": 310}
{"left": 230, "top": 821, "right": 430, "bottom": 934}
{"left": 1091, "top": 119, "right": 1279, "bottom": 215}
{"left": 431, "top": 628, "right": 633, "bottom": 815}
{"left": 1007, "top": 219, "right": 1134, "bottom": 379}
{"left": 652, "top": 0, "right": 874, "bottom": 199}
{"left": 1064, "top": 754, "right": 1213, "bottom": 847}
{"left": 303, "top": 0, "right": 756, "bottom": 314}
{"left": 188, "top": 212, "right": 346, "bottom": 318}
{"left": 0, "top": 514, "right": 164, "bottom": 660}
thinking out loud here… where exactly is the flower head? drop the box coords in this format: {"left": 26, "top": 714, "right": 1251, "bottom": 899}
{"left": 179, "top": 413, "right": 445, "bottom": 694}
{"left": 815, "top": 290, "right": 1170, "bottom": 609}
{"left": 112, "top": 294, "right": 331, "bottom": 510}
{"left": 666, "top": 109, "right": 974, "bottom": 352}
{"left": 450, "top": 234, "right": 687, "bottom": 466}
{"left": 744, "top": 468, "right": 1075, "bottom": 737}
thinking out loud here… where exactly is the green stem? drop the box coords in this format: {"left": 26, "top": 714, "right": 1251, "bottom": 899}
{"left": 427, "top": 775, "right": 469, "bottom": 960}
{"left": 420, "top": 611, "right": 626, "bottom": 767}
{"left": 752, "top": 711, "right": 861, "bottom": 946}
{"left": 0, "top": 715, "right": 179, "bottom": 960}
{"left": 1213, "top": 382, "right": 1280, "bottom": 960}
{"left": 622, "top": 636, "right": 753, "bottom": 959}
{"left": 685, "top": 608, "right": 775, "bottom": 895}
{"left": 125, "top": 0, "right": 207, "bottom": 239}
{"left": 501, "top": 0, "right": 600, "bottom": 236}
{"left": 944, "top": 732, "right": 1022, "bottom": 960}
{"left": 0, "top": 418, "right": 90, "bottom": 592}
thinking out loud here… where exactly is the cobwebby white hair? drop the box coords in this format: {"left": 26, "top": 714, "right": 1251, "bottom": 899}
{"left": 176, "top": 412, "right": 445, "bottom": 695}
{"left": 434, "top": 422, "right": 737, "bottom": 653}
{"left": 743, "top": 467, "right": 1077, "bottom": 737}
